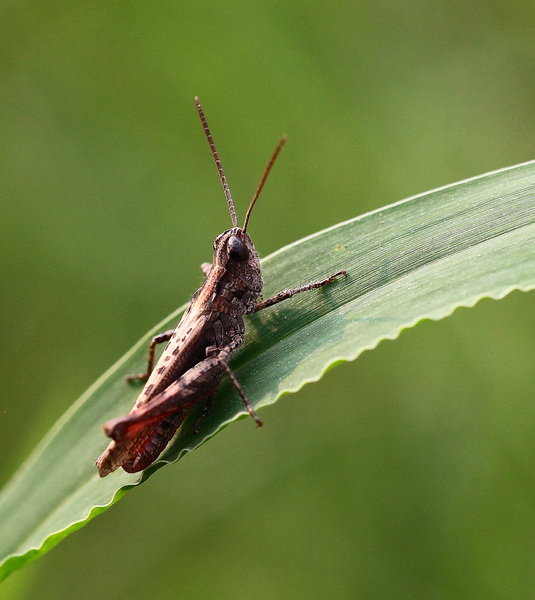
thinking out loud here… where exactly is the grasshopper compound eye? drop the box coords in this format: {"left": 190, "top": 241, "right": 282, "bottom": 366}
{"left": 228, "top": 235, "right": 249, "bottom": 261}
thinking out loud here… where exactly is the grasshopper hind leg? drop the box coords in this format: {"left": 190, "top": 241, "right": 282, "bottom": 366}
{"left": 121, "top": 412, "right": 185, "bottom": 473}
{"left": 220, "top": 359, "right": 263, "bottom": 427}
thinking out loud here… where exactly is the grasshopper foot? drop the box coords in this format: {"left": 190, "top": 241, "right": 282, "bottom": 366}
{"left": 126, "top": 373, "right": 148, "bottom": 385}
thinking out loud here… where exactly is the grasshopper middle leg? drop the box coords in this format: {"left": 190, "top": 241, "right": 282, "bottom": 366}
{"left": 126, "top": 329, "right": 174, "bottom": 383}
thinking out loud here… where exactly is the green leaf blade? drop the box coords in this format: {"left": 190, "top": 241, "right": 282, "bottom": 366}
{"left": 0, "top": 161, "right": 534, "bottom": 581}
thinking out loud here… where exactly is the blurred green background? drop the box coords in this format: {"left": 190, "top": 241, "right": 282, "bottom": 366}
{"left": 1, "top": 1, "right": 534, "bottom": 598}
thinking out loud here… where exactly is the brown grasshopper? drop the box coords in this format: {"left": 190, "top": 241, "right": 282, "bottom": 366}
{"left": 95, "top": 98, "right": 346, "bottom": 477}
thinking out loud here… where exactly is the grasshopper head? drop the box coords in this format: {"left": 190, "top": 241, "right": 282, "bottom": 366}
{"left": 194, "top": 97, "right": 285, "bottom": 292}
{"left": 213, "top": 227, "right": 260, "bottom": 279}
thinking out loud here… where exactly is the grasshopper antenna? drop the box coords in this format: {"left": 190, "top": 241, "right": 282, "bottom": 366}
{"left": 243, "top": 135, "right": 287, "bottom": 232}
{"left": 195, "top": 97, "right": 238, "bottom": 228}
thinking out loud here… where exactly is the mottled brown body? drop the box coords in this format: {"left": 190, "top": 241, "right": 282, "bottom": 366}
{"left": 95, "top": 99, "right": 346, "bottom": 477}
{"left": 96, "top": 227, "right": 263, "bottom": 476}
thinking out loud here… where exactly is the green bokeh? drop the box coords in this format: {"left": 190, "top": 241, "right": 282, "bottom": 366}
{"left": 0, "top": 2, "right": 533, "bottom": 599}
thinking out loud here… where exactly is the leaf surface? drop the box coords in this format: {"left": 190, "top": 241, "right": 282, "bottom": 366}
{"left": 0, "top": 161, "right": 534, "bottom": 580}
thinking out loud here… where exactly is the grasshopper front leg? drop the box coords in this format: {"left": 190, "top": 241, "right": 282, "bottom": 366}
{"left": 252, "top": 270, "right": 347, "bottom": 312}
